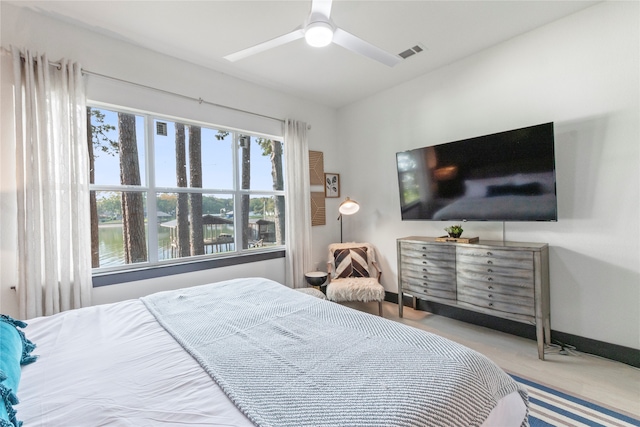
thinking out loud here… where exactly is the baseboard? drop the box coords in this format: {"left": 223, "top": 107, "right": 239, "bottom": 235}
{"left": 384, "top": 292, "right": 640, "bottom": 368}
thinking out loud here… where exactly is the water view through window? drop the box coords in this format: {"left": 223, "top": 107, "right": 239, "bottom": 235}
{"left": 89, "top": 106, "right": 285, "bottom": 271}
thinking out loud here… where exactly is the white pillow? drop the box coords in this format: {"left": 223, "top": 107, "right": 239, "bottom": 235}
{"left": 514, "top": 172, "right": 555, "bottom": 194}
{"left": 464, "top": 176, "right": 516, "bottom": 198}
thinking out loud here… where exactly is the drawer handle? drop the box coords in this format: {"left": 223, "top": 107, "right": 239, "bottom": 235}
{"left": 422, "top": 261, "right": 427, "bottom": 265}
{"left": 422, "top": 247, "right": 426, "bottom": 250}
{"left": 487, "top": 268, "right": 493, "bottom": 273}
{"left": 487, "top": 277, "right": 493, "bottom": 281}
{"left": 422, "top": 254, "right": 427, "bottom": 257}
{"left": 422, "top": 275, "right": 428, "bottom": 279}
{"left": 488, "top": 302, "right": 494, "bottom": 307}
{"left": 487, "top": 251, "right": 493, "bottom": 256}
{"left": 487, "top": 260, "right": 493, "bottom": 265}
{"left": 422, "top": 268, "right": 427, "bottom": 272}
{"left": 488, "top": 285, "right": 493, "bottom": 290}
{"left": 488, "top": 294, "right": 493, "bottom": 298}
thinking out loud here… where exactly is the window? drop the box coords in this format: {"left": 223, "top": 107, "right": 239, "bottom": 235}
{"left": 88, "top": 105, "right": 285, "bottom": 274}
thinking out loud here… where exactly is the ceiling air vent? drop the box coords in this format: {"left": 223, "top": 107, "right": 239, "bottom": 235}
{"left": 398, "top": 44, "right": 425, "bottom": 60}
{"left": 156, "top": 121, "right": 167, "bottom": 136}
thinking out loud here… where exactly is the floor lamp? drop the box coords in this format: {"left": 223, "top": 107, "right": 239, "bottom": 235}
{"left": 338, "top": 197, "right": 360, "bottom": 243}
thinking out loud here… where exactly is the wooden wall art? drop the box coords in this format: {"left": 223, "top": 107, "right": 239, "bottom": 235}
{"left": 310, "top": 191, "right": 326, "bottom": 226}
{"left": 309, "top": 150, "right": 324, "bottom": 186}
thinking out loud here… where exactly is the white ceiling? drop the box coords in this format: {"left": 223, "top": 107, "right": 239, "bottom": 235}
{"left": 8, "top": 0, "right": 599, "bottom": 108}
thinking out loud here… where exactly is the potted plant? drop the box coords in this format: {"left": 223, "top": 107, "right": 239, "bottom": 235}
{"left": 444, "top": 225, "right": 463, "bottom": 238}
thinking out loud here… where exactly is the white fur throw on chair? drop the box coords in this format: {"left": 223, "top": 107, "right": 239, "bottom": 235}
{"left": 326, "top": 242, "right": 385, "bottom": 316}
{"left": 325, "top": 277, "right": 385, "bottom": 303}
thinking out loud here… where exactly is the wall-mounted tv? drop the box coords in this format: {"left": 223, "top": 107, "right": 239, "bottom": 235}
{"left": 396, "top": 122, "right": 557, "bottom": 222}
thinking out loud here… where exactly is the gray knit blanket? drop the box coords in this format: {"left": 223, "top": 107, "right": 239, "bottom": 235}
{"left": 142, "top": 277, "right": 528, "bottom": 427}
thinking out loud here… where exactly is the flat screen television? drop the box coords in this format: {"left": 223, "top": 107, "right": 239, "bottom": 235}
{"left": 396, "top": 122, "right": 557, "bottom": 222}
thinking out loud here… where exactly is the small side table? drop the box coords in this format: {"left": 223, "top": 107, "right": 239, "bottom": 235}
{"left": 304, "top": 271, "right": 328, "bottom": 293}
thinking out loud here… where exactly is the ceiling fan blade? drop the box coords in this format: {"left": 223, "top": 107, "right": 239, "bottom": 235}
{"left": 310, "top": 0, "right": 332, "bottom": 20}
{"left": 224, "top": 27, "right": 305, "bottom": 62}
{"left": 332, "top": 28, "right": 401, "bottom": 67}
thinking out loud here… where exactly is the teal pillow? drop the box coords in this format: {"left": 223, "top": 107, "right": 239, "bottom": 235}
{"left": 0, "top": 315, "right": 37, "bottom": 427}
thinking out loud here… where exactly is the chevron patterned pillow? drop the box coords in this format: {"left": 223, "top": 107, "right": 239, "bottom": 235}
{"left": 334, "top": 247, "right": 370, "bottom": 278}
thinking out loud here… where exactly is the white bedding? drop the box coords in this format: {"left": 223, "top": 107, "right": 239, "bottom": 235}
{"left": 19, "top": 299, "right": 254, "bottom": 426}
{"left": 16, "top": 281, "right": 526, "bottom": 426}
{"left": 433, "top": 193, "right": 557, "bottom": 221}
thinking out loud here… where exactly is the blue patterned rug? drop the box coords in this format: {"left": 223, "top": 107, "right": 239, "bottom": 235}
{"left": 509, "top": 374, "right": 640, "bottom": 427}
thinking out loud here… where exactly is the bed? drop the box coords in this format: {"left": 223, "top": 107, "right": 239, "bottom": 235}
{"left": 433, "top": 193, "right": 557, "bottom": 221}
{"left": 5, "top": 277, "right": 528, "bottom": 427}
{"left": 433, "top": 172, "right": 557, "bottom": 221}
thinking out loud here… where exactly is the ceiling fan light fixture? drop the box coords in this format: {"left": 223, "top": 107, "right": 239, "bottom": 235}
{"left": 305, "top": 21, "right": 333, "bottom": 47}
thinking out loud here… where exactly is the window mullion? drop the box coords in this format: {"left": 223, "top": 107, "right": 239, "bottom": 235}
{"left": 91, "top": 184, "right": 150, "bottom": 192}
{"left": 146, "top": 114, "right": 159, "bottom": 263}
{"left": 232, "top": 132, "right": 242, "bottom": 253}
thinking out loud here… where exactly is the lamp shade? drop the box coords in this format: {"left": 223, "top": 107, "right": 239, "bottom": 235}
{"left": 338, "top": 197, "right": 360, "bottom": 215}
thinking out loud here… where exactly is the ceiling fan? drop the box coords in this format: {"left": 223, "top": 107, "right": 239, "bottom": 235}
{"left": 223, "top": 0, "right": 401, "bottom": 67}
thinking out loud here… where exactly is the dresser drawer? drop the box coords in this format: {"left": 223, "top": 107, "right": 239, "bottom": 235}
{"left": 400, "top": 242, "right": 455, "bottom": 261}
{"left": 401, "top": 261, "right": 455, "bottom": 277}
{"left": 402, "top": 273, "right": 456, "bottom": 292}
{"left": 402, "top": 256, "right": 455, "bottom": 271}
{"left": 402, "top": 280, "right": 456, "bottom": 301}
{"left": 457, "top": 247, "right": 533, "bottom": 270}
{"left": 457, "top": 276, "right": 534, "bottom": 299}
{"left": 458, "top": 262, "right": 534, "bottom": 279}
{"left": 457, "top": 269, "right": 534, "bottom": 289}
{"left": 457, "top": 287, "right": 534, "bottom": 317}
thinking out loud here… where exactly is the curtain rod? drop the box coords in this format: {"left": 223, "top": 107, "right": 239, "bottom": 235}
{"left": 40, "top": 58, "right": 285, "bottom": 124}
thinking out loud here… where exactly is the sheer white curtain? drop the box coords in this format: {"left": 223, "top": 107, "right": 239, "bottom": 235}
{"left": 284, "top": 119, "right": 312, "bottom": 288}
{"left": 9, "top": 47, "right": 92, "bottom": 318}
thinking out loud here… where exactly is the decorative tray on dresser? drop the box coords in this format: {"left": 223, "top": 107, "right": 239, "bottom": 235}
{"left": 397, "top": 236, "right": 550, "bottom": 360}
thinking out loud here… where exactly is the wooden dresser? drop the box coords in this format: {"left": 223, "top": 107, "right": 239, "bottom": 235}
{"left": 397, "top": 236, "right": 550, "bottom": 359}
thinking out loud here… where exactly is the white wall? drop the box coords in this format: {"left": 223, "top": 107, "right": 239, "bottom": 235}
{"left": 337, "top": 1, "right": 639, "bottom": 350}
{"left": 91, "top": 259, "right": 286, "bottom": 306}
{"left": 0, "top": 3, "right": 340, "bottom": 317}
